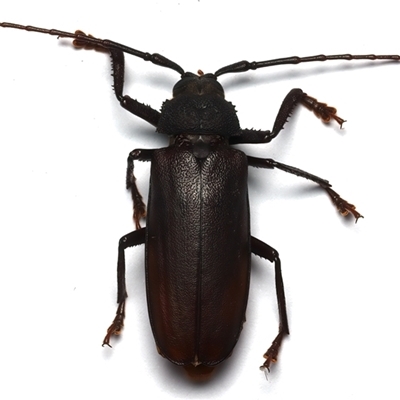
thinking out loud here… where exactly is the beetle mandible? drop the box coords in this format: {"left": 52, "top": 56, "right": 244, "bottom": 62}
{"left": 1, "top": 22, "right": 398, "bottom": 378}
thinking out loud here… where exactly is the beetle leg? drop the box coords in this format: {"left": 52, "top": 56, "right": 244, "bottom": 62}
{"left": 251, "top": 237, "right": 289, "bottom": 373}
{"left": 20, "top": 25, "right": 163, "bottom": 126}
{"left": 108, "top": 49, "right": 161, "bottom": 127}
{"left": 231, "top": 89, "right": 345, "bottom": 145}
{"left": 103, "top": 228, "right": 146, "bottom": 347}
{"left": 126, "top": 149, "right": 154, "bottom": 229}
{"left": 24, "top": 25, "right": 172, "bottom": 127}
{"left": 248, "top": 156, "right": 363, "bottom": 221}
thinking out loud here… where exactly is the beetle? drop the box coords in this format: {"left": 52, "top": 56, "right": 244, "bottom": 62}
{"left": 1, "top": 23, "right": 399, "bottom": 378}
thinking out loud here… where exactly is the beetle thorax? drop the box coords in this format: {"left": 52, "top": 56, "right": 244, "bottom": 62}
{"left": 157, "top": 73, "right": 240, "bottom": 137}
{"left": 157, "top": 95, "right": 239, "bottom": 137}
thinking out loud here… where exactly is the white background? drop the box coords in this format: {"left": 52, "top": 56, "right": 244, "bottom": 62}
{"left": 0, "top": 1, "right": 399, "bottom": 399}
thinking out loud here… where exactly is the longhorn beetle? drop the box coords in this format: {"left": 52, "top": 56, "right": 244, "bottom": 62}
{"left": 1, "top": 22, "right": 398, "bottom": 378}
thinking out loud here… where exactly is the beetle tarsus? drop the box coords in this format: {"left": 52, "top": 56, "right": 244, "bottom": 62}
{"left": 301, "top": 95, "right": 346, "bottom": 128}
{"left": 325, "top": 187, "right": 363, "bottom": 222}
{"left": 133, "top": 198, "right": 146, "bottom": 230}
{"left": 131, "top": 180, "right": 146, "bottom": 229}
{"left": 260, "top": 331, "right": 286, "bottom": 372}
{"left": 102, "top": 301, "right": 126, "bottom": 347}
{"left": 126, "top": 150, "right": 147, "bottom": 228}
{"left": 72, "top": 30, "right": 108, "bottom": 52}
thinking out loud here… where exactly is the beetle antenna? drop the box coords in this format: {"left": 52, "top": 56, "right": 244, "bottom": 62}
{"left": 0, "top": 22, "right": 185, "bottom": 76}
{"left": 215, "top": 53, "right": 400, "bottom": 77}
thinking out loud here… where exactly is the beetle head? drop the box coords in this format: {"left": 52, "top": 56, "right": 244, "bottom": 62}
{"left": 172, "top": 72, "right": 225, "bottom": 98}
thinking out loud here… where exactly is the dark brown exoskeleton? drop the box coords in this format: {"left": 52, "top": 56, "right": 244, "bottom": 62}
{"left": 2, "top": 22, "right": 399, "bottom": 378}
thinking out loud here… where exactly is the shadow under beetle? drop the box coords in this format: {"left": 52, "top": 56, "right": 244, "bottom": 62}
{"left": 2, "top": 23, "right": 399, "bottom": 378}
